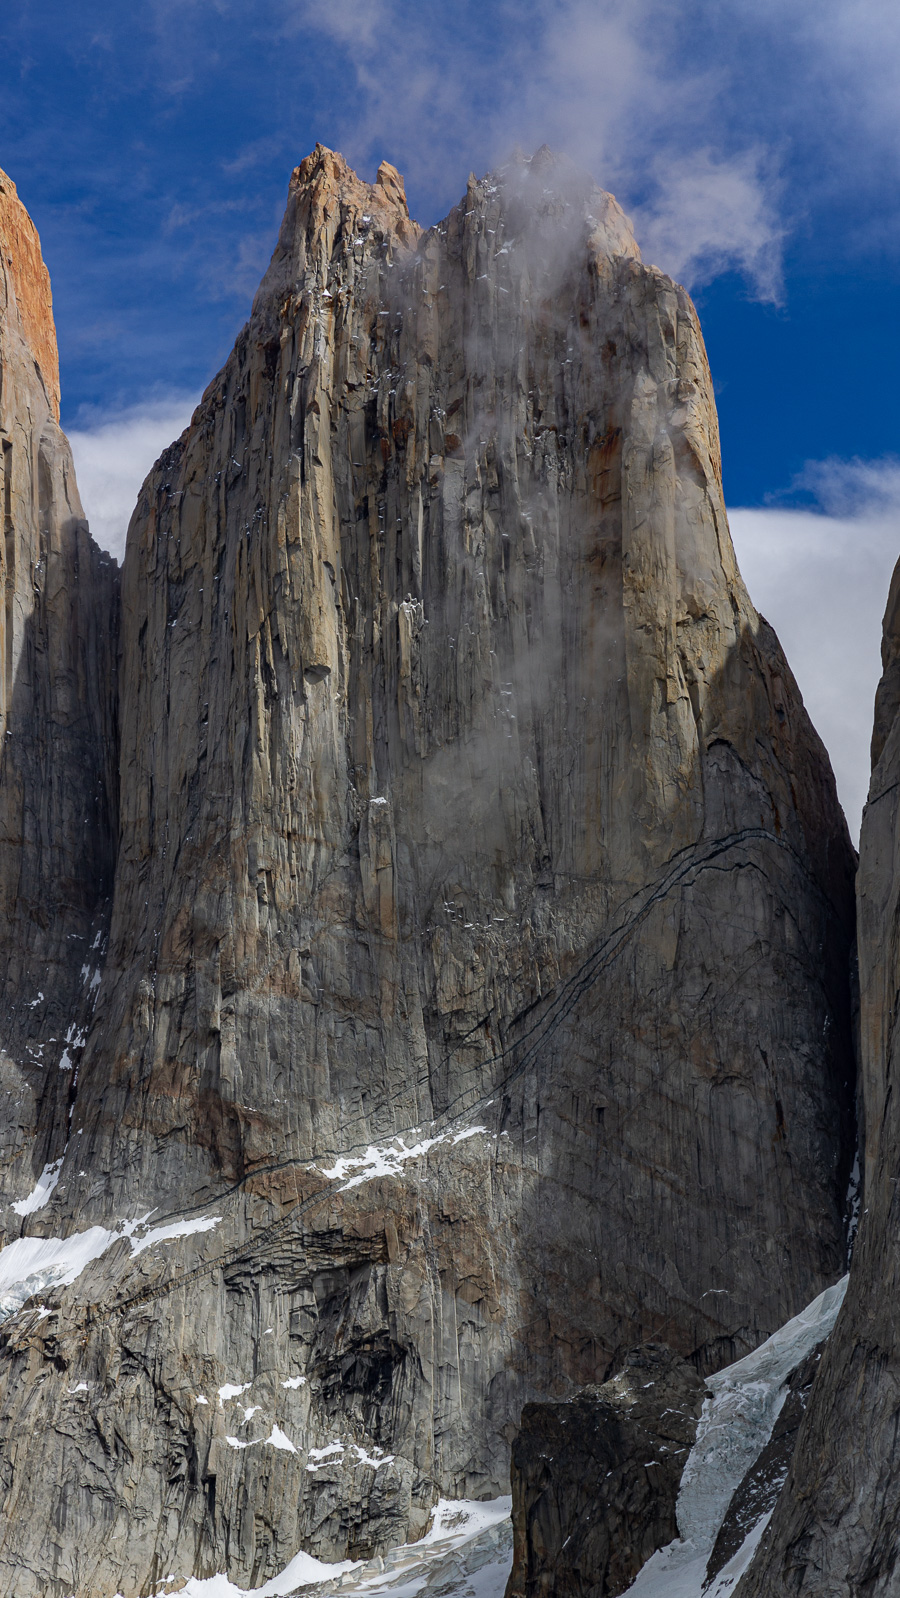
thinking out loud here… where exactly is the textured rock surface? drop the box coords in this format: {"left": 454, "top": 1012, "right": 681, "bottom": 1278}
{"left": 0, "top": 166, "right": 118, "bottom": 1219}
{"left": 735, "top": 561, "right": 900, "bottom": 1598}
{"left": 0, "top": 146, "right": 857, "bottom": 1597}
{"left": 506, "top": 1344, "right": 705, "bottom": 1597}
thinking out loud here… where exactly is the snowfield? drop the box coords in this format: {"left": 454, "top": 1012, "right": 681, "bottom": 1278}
{"left": 151, "top": 1497, "right": 514, "bottom": 1598}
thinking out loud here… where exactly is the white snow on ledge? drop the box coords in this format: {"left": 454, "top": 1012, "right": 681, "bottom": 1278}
{"left": 319, "top": 1125, "right": 487, "bottom": 1191}
{"left": 0, "top": 1213, "right": 223, "bottom": 1323}
{"left": 11, "top": 1160, "right": 63, "bottom": 1215}
{"left": 151, "top": 1548, "right": 361, "bottom": 1596}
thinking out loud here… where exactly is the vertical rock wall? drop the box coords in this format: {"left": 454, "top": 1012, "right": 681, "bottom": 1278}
{"left": 0, "top": 148, "right": 857, "bottom": 1597}
{"left": 0, "top": 167, "right": 119, "bottom": 1214}
{"left": 736, "top": 562, "right": 900, "bottom": 1598}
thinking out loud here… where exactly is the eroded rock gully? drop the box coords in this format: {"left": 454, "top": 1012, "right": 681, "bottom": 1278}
{"left": 0, "top": 146, "right": 857, "bottom": 1597}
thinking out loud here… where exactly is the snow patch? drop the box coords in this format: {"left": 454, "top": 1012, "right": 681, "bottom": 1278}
{"left": 350, "top": 1445, "right": 393, "bottom": 1468}
{"left": 0, "top": 1210, "right": 224, "bottom": 1323}
{"left": 306, "top": 1442, "right": 344, "bottom": 1471}
{"left": 218, "top": 1383, "right": 251, "bottom": 1406}
{"left": 0, "top": 1226, "right": 120, "bottom": 1320}
{"left": 266, "top": 1425, "right": 296, "bottom": 1453}
{"left": 129, "top": 1215, "right": 221, "bottom": 1256}
{"left": 12, "top": 1159, "right": 63, "bottom": 1215}
{"left": 281, "top": 1376, "right": 306, "bottom": 1389}
{"left": 420, "top": 1497, "right": 513, "bottom": 1547}
{"left": 319, "top": 1126, "right": 487, "bottom": 1192}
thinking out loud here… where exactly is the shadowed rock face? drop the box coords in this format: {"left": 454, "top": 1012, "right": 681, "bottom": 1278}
{"left": 0, "top": 167, "right": 118, "bottom": 1216}
{"left": 506, "top": 1344, "right": 705, "bottom": 1598}
{"left": 0, "top": 147, "right": 857, "bottom": 1597}
{"left": 735, "top": 563, "right": 900, "bottom": 1598}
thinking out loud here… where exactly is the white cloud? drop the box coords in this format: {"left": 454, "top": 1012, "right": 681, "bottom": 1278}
{"left": 68, "top": 394, "right": 199, "bottom": 562}
{"left": 729, "top": 458, "right": 900, "bottom": 842}
{"left": 636, "top": 147, "right": 784, "bottom": 300}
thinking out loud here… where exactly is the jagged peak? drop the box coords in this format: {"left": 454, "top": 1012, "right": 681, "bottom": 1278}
{"left": 252, "top": 144, "right": 420, "bottom": 318}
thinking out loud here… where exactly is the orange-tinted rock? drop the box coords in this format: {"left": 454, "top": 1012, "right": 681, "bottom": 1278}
{"left": 0, "top": 167, "right": 60, "bottom": 418}
{"left": 0, "top": 169, "right": 118, "bottom": 1223}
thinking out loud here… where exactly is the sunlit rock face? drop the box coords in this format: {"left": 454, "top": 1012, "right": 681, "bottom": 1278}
{"left": 0, "top": 147, "right": 856, "bottom": 1597}
{"left": 735, "top": 565, "right": 900, "bottom": 1598}
{"left": 0, "top": 167, "right": 118, "bottom": 1214}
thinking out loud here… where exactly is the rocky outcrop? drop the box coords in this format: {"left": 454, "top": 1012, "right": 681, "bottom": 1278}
{"left": 0, "top": 146, "right": 857, "bottom": 1598}
{"left": 0, "top": 167, "right": 118, "bottom": 1219}
{"left": 735, "top": 562, "right": 900, "bottom": 1598}
{"left": 506, "top": 1344, "right": 705, "bottom": 1597}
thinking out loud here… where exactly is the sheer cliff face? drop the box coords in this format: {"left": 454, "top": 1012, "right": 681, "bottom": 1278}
{"left": 0, "top": 148, "right": 856, "bottom": 1597}
{"left": 736, "top": 567, "right": 900, "bottom": 1598}
{"left": 0, "top": 168, "right": 118, "bottom": 1211}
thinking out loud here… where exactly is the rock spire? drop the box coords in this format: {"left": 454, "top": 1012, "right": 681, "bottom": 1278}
{"left": 0, "top": 147, "right": 857, "bottom": 1597}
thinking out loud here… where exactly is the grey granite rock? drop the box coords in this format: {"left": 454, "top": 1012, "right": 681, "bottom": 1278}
{"left": 0, "top": 147, "right": 857, "bottom": 1597}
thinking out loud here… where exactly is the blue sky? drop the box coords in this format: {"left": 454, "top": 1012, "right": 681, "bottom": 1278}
{"left": 3, "top": 0, "right": 899, "bottom": 834}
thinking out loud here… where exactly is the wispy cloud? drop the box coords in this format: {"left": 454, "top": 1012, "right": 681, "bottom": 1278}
{"left": 68, "top": 393, "right": 199, "bottom": 561}
{"left": 791, "top": 454, "right": 900, "bottom": 518}
{"left": 282, "top": 0, "right": 786, "bottom": 297}
{"left": 635, "top": 148, "right": 785, "bottom": 301}
{"left": 729, "top": 456, "right": 900, "bottom": 841}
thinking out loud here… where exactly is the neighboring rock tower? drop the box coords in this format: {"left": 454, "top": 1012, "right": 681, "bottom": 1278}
{"left": 0, "top": 168, "right": 118, "bottom": 1212}
{"left": 0, "top": 149, "right": 856, "bottom": 1596}
{"left": 736, "top": 564, "right": 900, "bottom": 1597}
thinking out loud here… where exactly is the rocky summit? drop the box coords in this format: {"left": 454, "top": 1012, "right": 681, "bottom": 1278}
{"left": 0, "top": 144, "right": 869, "bottom": 1597}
